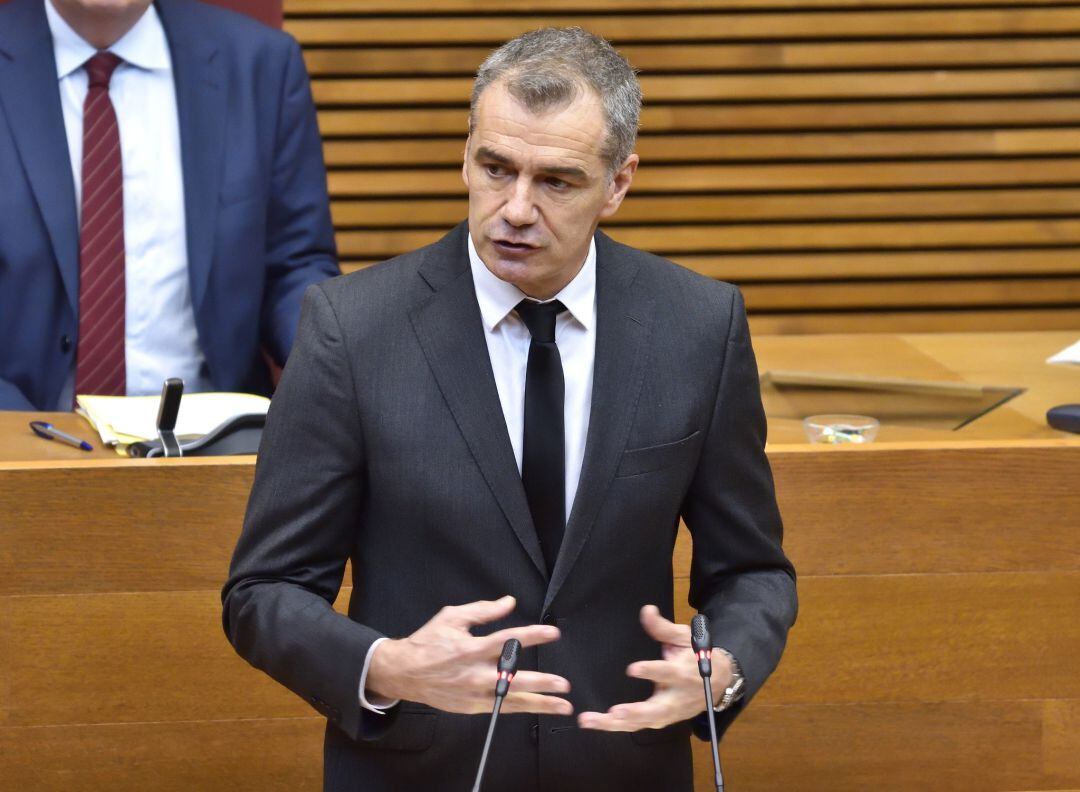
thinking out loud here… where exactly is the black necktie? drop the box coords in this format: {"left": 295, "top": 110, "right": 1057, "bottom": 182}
{"left": 516, "top": 299, "right": 567, "bottom": 574}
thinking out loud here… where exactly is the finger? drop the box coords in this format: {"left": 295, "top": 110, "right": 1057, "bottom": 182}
{"left": 507, "top": 670, "right": 571, "bottom": 695}
{"left": 475, "top": 623, "right": 561, "bottom": 655}
{"left": 439, "top": 595, "right": 516, "bottom": 628}
{"left": 501, "top": 691, "right": 574, "bottom": 716}
{"left": 627, "top": 659, "right": 686, "bottom": 686}
{"left": 578, "top": 698, "right": 670, "bottom": 732}
{"left": 639, "top": 604, "right": 690, "bottom": 647}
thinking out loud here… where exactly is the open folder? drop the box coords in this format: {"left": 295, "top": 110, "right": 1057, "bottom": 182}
{"left": 760, "top": 370, "right": 1024, "bottom": 430}
{"left": 77, "top": 392, "right": 271, "bottom": 453}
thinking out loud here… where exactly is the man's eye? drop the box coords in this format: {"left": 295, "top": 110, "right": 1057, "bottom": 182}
{"left": 485, "top": 164, "right": 506, "bottom": 177}
{"left": 546, "top": 177, "right": 569, "bottom": 190}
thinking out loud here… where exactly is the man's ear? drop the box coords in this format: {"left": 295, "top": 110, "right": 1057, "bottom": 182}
{"left": 599, "top": 153, "right": 639, "bottom": 219}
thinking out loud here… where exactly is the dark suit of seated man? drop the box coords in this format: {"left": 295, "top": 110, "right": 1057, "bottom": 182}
{"left": 223, "top": 27, "right": 797, "bottom": 792}
{"left": 0, "top": 0, "right": 338, "bottom": 411}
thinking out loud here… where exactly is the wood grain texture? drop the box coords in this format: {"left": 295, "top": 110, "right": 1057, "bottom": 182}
{"left": 0, "top": 587, "right": 353, "bottom": 727}
{"left": 0, "top": 718, "right": 324, "bottom": 791}
{"left": 303, "top": 40, "right": 1080, "bottom": 75}
{"left": 0, "top": 458, "right": 254, "bottom": 595}
{"left": 700, "top": 699, "right": 1080, "bottom": 791}
{"left": 747, "top": 308, "right": 1080, "bottom": 335}
{"left": 333, "top": 188, "right": 1080, "bottom": 227}
{"left": 4, "top": 570, "right": 1075, "bottom": 727}
{"left": 285, "top": 10, "right": 1080, "bottom": 45}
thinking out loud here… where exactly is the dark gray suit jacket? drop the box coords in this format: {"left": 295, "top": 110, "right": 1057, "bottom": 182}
{"left": 222, "top": 223, "right": 797, "bottom": 791}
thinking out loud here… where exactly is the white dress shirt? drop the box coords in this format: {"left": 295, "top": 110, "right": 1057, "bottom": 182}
{"left": 46, "top": 0, "right": 212, "bottom": 404}
{"left": 358, "top": 234, "right": 598, "bottom": 713}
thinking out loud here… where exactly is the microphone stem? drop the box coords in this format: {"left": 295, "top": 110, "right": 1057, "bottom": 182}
{"left": 703, "top": 676, "right": 724, "bottom": 792}
{"left": 471, "top": 694, "right": 504, "bottom": 792}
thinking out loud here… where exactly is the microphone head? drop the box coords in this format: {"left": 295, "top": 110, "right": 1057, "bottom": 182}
{"left": 690, "top": 614, "right": 711, "bottom": 653}
{"left": 498, "top": 639, "right": 521, "bottom": 674}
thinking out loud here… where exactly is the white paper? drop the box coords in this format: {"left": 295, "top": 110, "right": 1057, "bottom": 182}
{"left": 1047, "top": 339, "right": 1080, "bottom": 366}
{"left": 76, "top": 392, "right": 271, "bottom": 444}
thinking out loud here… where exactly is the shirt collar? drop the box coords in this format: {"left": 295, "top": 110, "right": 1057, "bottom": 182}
{"left": 45, "top": 0, "right": 170, "bottom": 80}
{"left": 468, "top": 234, "right": 596, "bottom": 333}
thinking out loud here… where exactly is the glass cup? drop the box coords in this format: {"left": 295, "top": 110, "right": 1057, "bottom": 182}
{"left": 803, "top": 414, "right": 880, "bottom": 445}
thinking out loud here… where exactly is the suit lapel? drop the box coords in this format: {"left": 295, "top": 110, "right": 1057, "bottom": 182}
{"left": 0, "top": 0, "right": 80, "bottom": 312}
{"left": 156, "top": 0, "right": 225, "bottom": 313}
{"left": 410, "top": 226, "right": 548, "bottom": 580}
{"left": 545, "top": 232, "right": 654, "bottom": 610}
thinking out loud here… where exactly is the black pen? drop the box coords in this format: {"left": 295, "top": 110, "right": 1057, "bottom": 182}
{"left": 29, "top": 421, "right": 93, "bottom": 451}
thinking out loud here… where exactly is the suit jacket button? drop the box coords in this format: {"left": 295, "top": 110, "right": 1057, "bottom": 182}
{"left": 541, "top": 612, "right": 556, "bottom": 626}
{"left": 60, "top": 334, "right": 72, "bottom": 353}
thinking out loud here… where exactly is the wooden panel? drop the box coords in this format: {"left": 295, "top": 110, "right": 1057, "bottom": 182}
{"left": 0, "top": 587, "right": 356, "bottom": 727}
{"left": 285, "top": 10, "right": 1080, "bottom": 45}
{"left": 6, "top": 569, "right": 1077, "bottom": 726}
{"left": 324, "top": 131, "right": 1080, "bottom": 167}
{"left": 740, "top": 278, "right": 1080, "bottom": 311}
{"left": 677, "top": 443, "right": 1080, "bottom": 578}
{"left": 0, "top": 718, "right": 324, "bottom": 792}
{"left": 673, "top": 250, "right": 1080, "bottom": 281}
{"left": 318, "top": 100, "right": 1080, "bottom": 137}
{"left": 332, "top": 189, "right": 1080, "bottom": 228}
{"left": 291, "top": 0, "right": 1080, "bottom": 11}
{"left": 335, "top": 219, "right": 1080, "bottom": 259}
{"left": 343, "top": 249, "right": 1080, "bottom": 282}
{"left": 746, "top": 307, "right": 1080, "bottom": 334}
{"left": 699, "top": 699, "right": 1080, "bottom": 791}
{"left": 673, "top": 571, "right": 1080, "bottom": 704}
{"left": 327, "top": 160, "right": 1080, "bottom": 197}
{"left": 311, "top": 69, "right": 1080, "bottom": 105}
{"left": 0, "top": 459, "right": 254, "bottom": 595}
{"left": 304, "top": 40, "right": 1080, "bottom": 76}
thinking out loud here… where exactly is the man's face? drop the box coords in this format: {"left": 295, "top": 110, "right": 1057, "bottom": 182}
{"left": 463, "top": 79, "right": 637, "bottom": 299}
{"left": 51, "top": 0, "right": 152, "bottom": 20}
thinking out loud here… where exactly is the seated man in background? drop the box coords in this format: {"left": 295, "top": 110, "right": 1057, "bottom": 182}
{"left": 0, "top": 0, "right": 338, "bottom": 411}
{"left": 224, "top": 26, "right": 796, "bottom": 791}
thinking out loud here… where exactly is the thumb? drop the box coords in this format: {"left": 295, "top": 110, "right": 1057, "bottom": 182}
{"left": 640, "top": 604, "right": 690, "bottom": 647}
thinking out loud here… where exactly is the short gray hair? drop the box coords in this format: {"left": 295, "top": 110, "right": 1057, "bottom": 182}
{"left": 470, "top": 27, "right": 642, "bottom": 178}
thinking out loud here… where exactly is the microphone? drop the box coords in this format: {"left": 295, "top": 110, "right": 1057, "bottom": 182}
{"left": 471, "top": 638, "right": 521, "bottom": 792}
{"left": 691, "top": 614, "right": 724, "bottom": 792}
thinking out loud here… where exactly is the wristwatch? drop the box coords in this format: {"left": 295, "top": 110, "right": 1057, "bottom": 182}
{"left": 713, "top": 648, "right": 745, "bottom": 712}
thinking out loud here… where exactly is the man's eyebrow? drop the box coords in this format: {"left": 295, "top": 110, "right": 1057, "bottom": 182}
{"left": 539, "top": 164, "right": 588, "bottom": 180}
{"left": 474, "top": 146, "right": 513, "bottom": 165}
{"left": 473, "top": 146, "right": 588, "bottom": 181}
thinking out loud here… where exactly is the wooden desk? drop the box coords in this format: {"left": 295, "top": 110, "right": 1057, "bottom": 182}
{"left": 1, "top": 332, "right": 1078, "bottom": 791}
{"left": 754, "top": 330, "right": 1080, "bottom": 443}
{"left": 3, "top": 331, "right": 1077, "bottom": 462}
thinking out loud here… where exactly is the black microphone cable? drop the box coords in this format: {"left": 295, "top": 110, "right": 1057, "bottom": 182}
{"left": 691, "top": 613, "right": 724, "bottom": 792}
{"left": 471, "top": 638, "right": 521, "bottom": 792}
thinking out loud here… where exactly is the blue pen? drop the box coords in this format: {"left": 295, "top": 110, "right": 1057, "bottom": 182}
{"left": 29, "top": 421, "right": 94, "bottom": 451}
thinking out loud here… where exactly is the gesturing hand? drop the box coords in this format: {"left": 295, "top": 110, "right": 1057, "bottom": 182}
{"left": 577, "top": 605, "right": 731, "bottom": 732}
{"left": 366, "top": 595, "right": 572, "bottom": 716}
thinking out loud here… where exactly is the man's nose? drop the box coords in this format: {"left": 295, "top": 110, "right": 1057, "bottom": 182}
{"left": 501, "top": 178, "right": 538, "bottom": 227}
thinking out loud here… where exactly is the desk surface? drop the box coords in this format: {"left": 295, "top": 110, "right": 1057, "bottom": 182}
{"left": 2, "top": 331, "right": 1077, "bottom": 461}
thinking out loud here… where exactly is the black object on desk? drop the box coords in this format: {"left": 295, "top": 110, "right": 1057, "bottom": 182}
{"left": 1047, "top": 404, "right": 1080, "bottom": 434}
{"left": 127, "top": 379, "right": 265, "bottom": 457}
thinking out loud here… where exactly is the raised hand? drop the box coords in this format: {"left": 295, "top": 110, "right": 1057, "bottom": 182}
{"left": 577, "top": 605, "right": 731, "bottom": 732}
{"left": 366, "top": 595, "right": 572, "bottom": 716}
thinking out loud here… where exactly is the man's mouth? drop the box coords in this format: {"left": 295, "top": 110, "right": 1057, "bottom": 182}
{"left": 492, "top": 240, "right": 538, "bottom": 253}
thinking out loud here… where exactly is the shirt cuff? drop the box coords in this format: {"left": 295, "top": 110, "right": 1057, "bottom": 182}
{"left": 358, "top": 636, "right": 400, "bottom": 713}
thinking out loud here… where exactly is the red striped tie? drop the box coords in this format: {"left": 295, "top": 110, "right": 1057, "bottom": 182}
{"left": 75, "top": 52, "right": 126, "bottom": 398}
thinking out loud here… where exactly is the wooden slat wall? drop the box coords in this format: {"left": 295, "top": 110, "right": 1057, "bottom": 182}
{"left": 283, "top": 0, "right": 1080, "bottom": 333}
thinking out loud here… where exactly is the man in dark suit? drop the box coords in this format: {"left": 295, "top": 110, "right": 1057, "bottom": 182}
{"left": 0, "top": 0, "right": 338, "bottom": 411}
{"left": 224, "top": 27, "right": 796, "bottom": 791}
